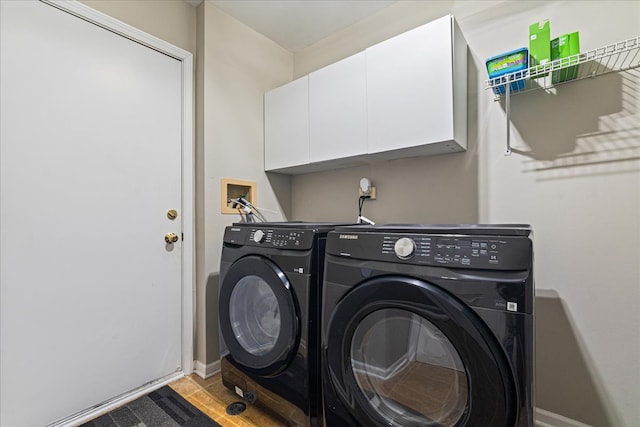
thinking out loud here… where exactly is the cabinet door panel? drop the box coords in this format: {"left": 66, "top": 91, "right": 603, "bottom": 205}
{"left": 309, "top": 52, "right": 367, "bottom": 163}
{"left": 264, "top": 76, "right": 309, "bottom": 171}
{"left": 366, "top": 15, "right": 456, "bottom": 154}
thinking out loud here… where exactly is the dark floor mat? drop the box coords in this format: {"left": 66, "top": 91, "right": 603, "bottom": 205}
{"left": 80, "top": 385, "right": 221, "bottom": 427}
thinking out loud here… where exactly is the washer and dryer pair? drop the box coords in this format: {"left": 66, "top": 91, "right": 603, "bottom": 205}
{"left": 218, "top": 222, "right": 535, "bottom": 427}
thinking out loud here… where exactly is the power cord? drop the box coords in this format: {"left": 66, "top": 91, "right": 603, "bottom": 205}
{"left": 358, "top": 195, "right": 367, "bottom": 216}
{"left": 357, "top": 195, "right": 375, "bottom": 225}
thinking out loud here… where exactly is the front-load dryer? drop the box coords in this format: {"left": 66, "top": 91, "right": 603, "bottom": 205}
{"left": 219, "top": 222, "right": 346, "bottom": 427}
{"left": 321, "top": 224, "right": 534, "bottom": 427}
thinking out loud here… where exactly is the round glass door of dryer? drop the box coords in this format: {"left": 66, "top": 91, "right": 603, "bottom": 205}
{"left": 350, "top": 308, "right": 468, "bottom": 426}
{"left": 325, "top": 276, "right": 517, "bottom": 427}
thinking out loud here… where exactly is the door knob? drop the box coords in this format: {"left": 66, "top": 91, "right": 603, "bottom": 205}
{"left": 165, "top": 232, "right": 179, "bottom": 244}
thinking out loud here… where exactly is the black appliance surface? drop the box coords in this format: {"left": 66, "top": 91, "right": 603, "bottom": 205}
{"left": 218, "top": 222, "right": 348, "bottom": 427}
{"left": 321, "top": 224, "right": 534, "bottom": 427}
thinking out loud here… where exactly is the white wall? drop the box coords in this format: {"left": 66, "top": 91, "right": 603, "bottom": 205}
{"left": 198, "top": 2, "right": 291, "bottom": 367}
{"left": 475, "top": 3, "right": 639, "bottom": 426}
{"left": 291, "top": 1, "right": 640, "bottom": 426}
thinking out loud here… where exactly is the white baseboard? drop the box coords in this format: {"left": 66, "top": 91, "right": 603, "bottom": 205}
{"left": 535, "top": 408, "right": 591, "bottom": 427}
{"left": 193, "top": 359, "right": 221, "bottom": 379}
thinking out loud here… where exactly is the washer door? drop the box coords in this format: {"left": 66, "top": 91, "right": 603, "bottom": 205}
{"left": 220, "top": 255, "right": 300, "bottom": 377}
{"left": 325, "top": 275, "right": 516, "bottom": 427}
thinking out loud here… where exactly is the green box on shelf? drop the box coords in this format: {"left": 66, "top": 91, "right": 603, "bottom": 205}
{"left": 551, "top": 32, "right": 580, "bottom": 84}
{"left": 529, "top": 19, "right": 550, "bottom": 78}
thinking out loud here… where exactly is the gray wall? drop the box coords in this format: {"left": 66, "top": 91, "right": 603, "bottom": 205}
{"left": 198, "top": 2, "right": 291, "bottom": 369}
{"left": 290, "top": 1, "right": 640, "bottom": 426}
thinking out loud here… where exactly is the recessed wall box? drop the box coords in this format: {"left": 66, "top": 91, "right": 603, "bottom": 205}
{"left": 221, "top": 178, "right": 257, "bottom": 214}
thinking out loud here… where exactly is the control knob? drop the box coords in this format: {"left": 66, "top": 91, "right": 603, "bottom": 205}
{"left": 253, "top": 229, "right": 265, "bottom": 243}
{"left": 394, "top": 237, "right": 415, "bottom": 259}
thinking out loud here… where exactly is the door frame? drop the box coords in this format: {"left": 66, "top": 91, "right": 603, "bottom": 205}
{"left": 40, "top": 0, "right": 194, "bottom": 423}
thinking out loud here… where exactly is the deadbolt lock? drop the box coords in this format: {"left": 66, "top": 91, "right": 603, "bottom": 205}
{"left": 164, "top": 232, "right": 179, "bottom": 244}
{"left": 167, "top": 209, "right": 178, "bottom": 220}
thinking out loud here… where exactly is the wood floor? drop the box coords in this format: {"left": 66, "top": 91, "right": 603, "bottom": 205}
{"left": 169, "top": 373, "right": 288, "bottom": 427}
{"left": 169, "top": 362, "right": 465, "bottom": 426}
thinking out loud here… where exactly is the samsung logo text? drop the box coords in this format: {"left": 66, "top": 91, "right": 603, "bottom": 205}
{"left": 339, "top": 234, "right": 358, "bottom": 240}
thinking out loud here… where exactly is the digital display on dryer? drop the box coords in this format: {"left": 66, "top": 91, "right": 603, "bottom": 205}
{"left": 436, "top": 238, "right": 471, "bottom": 248}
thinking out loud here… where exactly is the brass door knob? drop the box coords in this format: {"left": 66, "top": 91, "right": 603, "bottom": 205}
{"left": 165, "top": 232, "right": 179, "bottom": 244}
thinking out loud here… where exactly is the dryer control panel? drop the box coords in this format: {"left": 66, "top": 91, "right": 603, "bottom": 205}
{"left": 432, "top": 237, "right": 507, "bottom": 266}
{"left": 224, "top": 226, "right": 316, "bottom": 250}
{"left": 329, "top": 231, "right": 532, "bottom": 270}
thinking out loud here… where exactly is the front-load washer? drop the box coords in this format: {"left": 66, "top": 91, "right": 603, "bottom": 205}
{"left": 219, "top": 222, "right": 346, "bottom": 427}
{"left": 322, "top": 224, "right": 534, "bottom": 427}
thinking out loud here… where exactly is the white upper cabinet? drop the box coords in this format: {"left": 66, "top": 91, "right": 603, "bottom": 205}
{"left": 366, "top": 15, "right": 467, "bottom": 157}
{"left": 309, "top": 51, "right": 367, "bottom": 163}
{"left": 263, "top": 15, "right": 467, "bottom": 174}
{"left": 264, "top": 75, "right": 309, "bottom": 171}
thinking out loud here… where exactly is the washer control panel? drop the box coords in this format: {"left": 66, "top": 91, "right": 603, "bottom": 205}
{"left": 331, "top": 231, "right": 531, "bottom": 270}
{"left": 224, "top": 226, "right": 315, "bottom": 250}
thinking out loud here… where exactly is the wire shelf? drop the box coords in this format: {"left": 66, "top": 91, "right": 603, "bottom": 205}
{"left": 486, "top": 36, "right": 640, "bottom": 99}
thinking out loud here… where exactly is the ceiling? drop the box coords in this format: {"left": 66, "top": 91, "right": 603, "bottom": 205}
{"left": 205, "top": 0, "right": 397, "bottom": 52}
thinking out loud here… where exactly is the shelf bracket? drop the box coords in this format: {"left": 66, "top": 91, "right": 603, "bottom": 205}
{"left": 504, "top": 79, "right": 512, "bottom": 156}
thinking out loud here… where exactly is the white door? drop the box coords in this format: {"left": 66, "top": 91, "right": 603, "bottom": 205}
{"left": 0, "top": 1, "right": 192, "bottom": 426}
